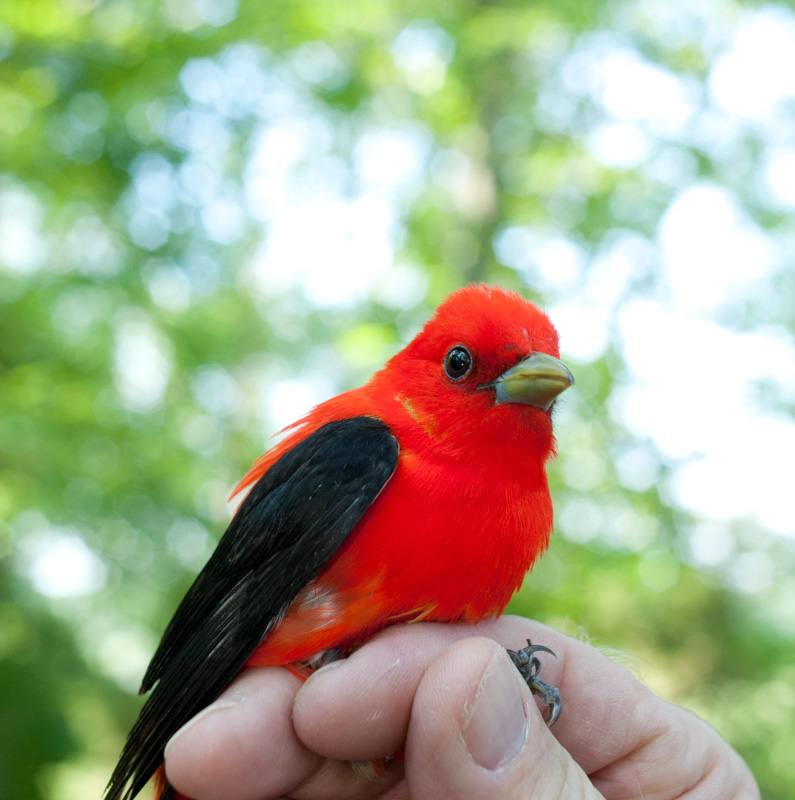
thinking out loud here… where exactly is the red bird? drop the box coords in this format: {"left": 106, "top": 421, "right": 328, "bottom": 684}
{"left": 106, "top": 284, "right": 574, "bottom": 800}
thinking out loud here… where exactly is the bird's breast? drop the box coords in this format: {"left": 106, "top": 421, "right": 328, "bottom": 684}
{"left": 248, "top": 438, "right": 552, "bottom": 668}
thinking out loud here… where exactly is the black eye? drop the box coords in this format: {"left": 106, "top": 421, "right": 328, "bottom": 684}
{"left": 444, "top": 346, "right": 472, "bottom": 380}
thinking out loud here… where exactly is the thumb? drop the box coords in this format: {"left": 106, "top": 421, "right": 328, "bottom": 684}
{"left": 405, "top": 637, "right": 602, "bottom": 800}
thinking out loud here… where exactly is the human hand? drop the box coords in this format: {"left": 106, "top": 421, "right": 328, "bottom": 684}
{"left": 163, "top": 616, "right": 760, "bottom": 800}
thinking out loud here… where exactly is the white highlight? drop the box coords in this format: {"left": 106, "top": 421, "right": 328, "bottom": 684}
{"left": 391, "top": 20, "right": 455, "bottom": 95}
{"left": 24, "top": 528, "right": 107, "bottom": 598}
{"left": 113, "top": 315, "right": 172, "bottom": 413}
{"left": 709, "top": 8, "right": 795, "bottom": 119}
{"left": 599, "top": 48, "right": 696, "bottom": 132}
{"left": 761, "top": 147, "right": 795, "bottom": 210}
{"left": 657, "top": 183, "right": 772, "bottom": 313}
{"left": 618, "top": 301, "right": 795, "bottom": 537}
{"left": 248, "top": 194, "right": 395, "bottom": 309}
{"left": 0, "top": 182, "right": 47, "bottom": 274}
{"left": 586, "top": 121, "right": 652, "bottom": 169}
{"left": 265, "top": 378, "right": 329, "bottom": 433}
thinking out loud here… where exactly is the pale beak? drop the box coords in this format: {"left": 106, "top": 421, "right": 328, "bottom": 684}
{"left": 491, "top": 352, "right": 574, "bottom": 411}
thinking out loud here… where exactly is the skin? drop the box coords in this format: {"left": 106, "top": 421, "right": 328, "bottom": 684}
{"left": 163, "top": 617, "right": 760, "bottom": 800}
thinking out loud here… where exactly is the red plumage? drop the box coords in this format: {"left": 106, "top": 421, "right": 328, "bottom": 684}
{"left": 108, "top": 283, "right": 573, "bottom": 800}
{"left": 242, "top": 285, "right": 562, "bottom": 667}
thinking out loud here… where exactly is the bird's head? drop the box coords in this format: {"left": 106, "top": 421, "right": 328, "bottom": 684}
{"left": 377, "top": 283, "right": 573, "bottom": 461}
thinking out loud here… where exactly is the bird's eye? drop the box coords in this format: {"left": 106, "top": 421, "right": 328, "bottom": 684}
{"left": 444, "top": 346, "right": 472, "bottom": 380}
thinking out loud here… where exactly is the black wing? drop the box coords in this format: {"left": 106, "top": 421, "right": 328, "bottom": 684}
{"left": 106, "top": 417, "right": 399, "bottom": 800}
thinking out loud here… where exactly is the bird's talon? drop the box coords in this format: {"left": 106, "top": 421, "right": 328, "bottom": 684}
{"left": 530, "top": 677, "right": 562, "bottom": 726}
{"left": 507, "top": 639, "right": 562, "bottom": 727}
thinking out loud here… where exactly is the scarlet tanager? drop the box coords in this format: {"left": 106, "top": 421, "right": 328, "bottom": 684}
{"left": 106, "top": 283, "right": 574, "bottom": 800}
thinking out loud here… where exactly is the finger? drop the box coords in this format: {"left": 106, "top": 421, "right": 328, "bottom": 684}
{"left": 292, "top": 618, "right": 570, "bottom": 761}
{"left": 484, "top": 620, "right": 759, "bottom": 798}
{"left": 287, "top": 757, "right": 403, "bottom": 800}
{"left": 405, "top": 637, "right": 601, "bottom": 800}
{"left": 164, "top": 667, "right": 404, "bottom": 800}
{"left": 164, "top": 667, "right": 320, "bottom": 800}
{"left": 293, "top": 614, "right": 680, "bottom": 779}
{"left": 590, "top": 704, "right": 761, "bottom": 800}
{"left": 293, "top": 622, "right": 460, "bottom": 761}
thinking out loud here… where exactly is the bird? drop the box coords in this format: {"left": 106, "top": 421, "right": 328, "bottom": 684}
{"left": 106, "top": 283, "right": 574, "bottom": 800}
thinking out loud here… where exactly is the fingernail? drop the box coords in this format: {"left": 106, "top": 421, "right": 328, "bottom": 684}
{"left": 163, "top": 698, "right": 241, "bottom": 759}
{"left": 463, "top": 651, "right": 528, "bottom": 770}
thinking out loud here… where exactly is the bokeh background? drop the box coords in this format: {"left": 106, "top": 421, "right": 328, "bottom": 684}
{"left": 2, "top": 0, "right": 794, "bottom": 797}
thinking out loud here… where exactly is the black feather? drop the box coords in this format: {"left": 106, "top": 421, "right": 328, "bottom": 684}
{"left": 105, "top": 417, "right": 399, "bottom": 800}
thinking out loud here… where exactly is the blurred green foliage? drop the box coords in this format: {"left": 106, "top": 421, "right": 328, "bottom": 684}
{"left": 1, "top": 0, "right": 794, "bottom": 798}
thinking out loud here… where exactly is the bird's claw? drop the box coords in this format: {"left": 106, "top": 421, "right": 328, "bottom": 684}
{"left": 507, "top": 639, "right": 562, "bottom": 726}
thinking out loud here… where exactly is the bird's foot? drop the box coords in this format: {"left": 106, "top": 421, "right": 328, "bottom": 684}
{"left": 507, "top": 639, "right": 561, "bottom": 726}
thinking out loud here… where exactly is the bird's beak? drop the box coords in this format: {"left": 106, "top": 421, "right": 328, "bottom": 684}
{"left": 493, "top": 352, "right": 574, "bottom": 411}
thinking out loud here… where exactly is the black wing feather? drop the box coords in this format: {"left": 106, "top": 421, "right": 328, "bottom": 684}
{"left": 106, "top": 417, "right": 399, "bottom": 800}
